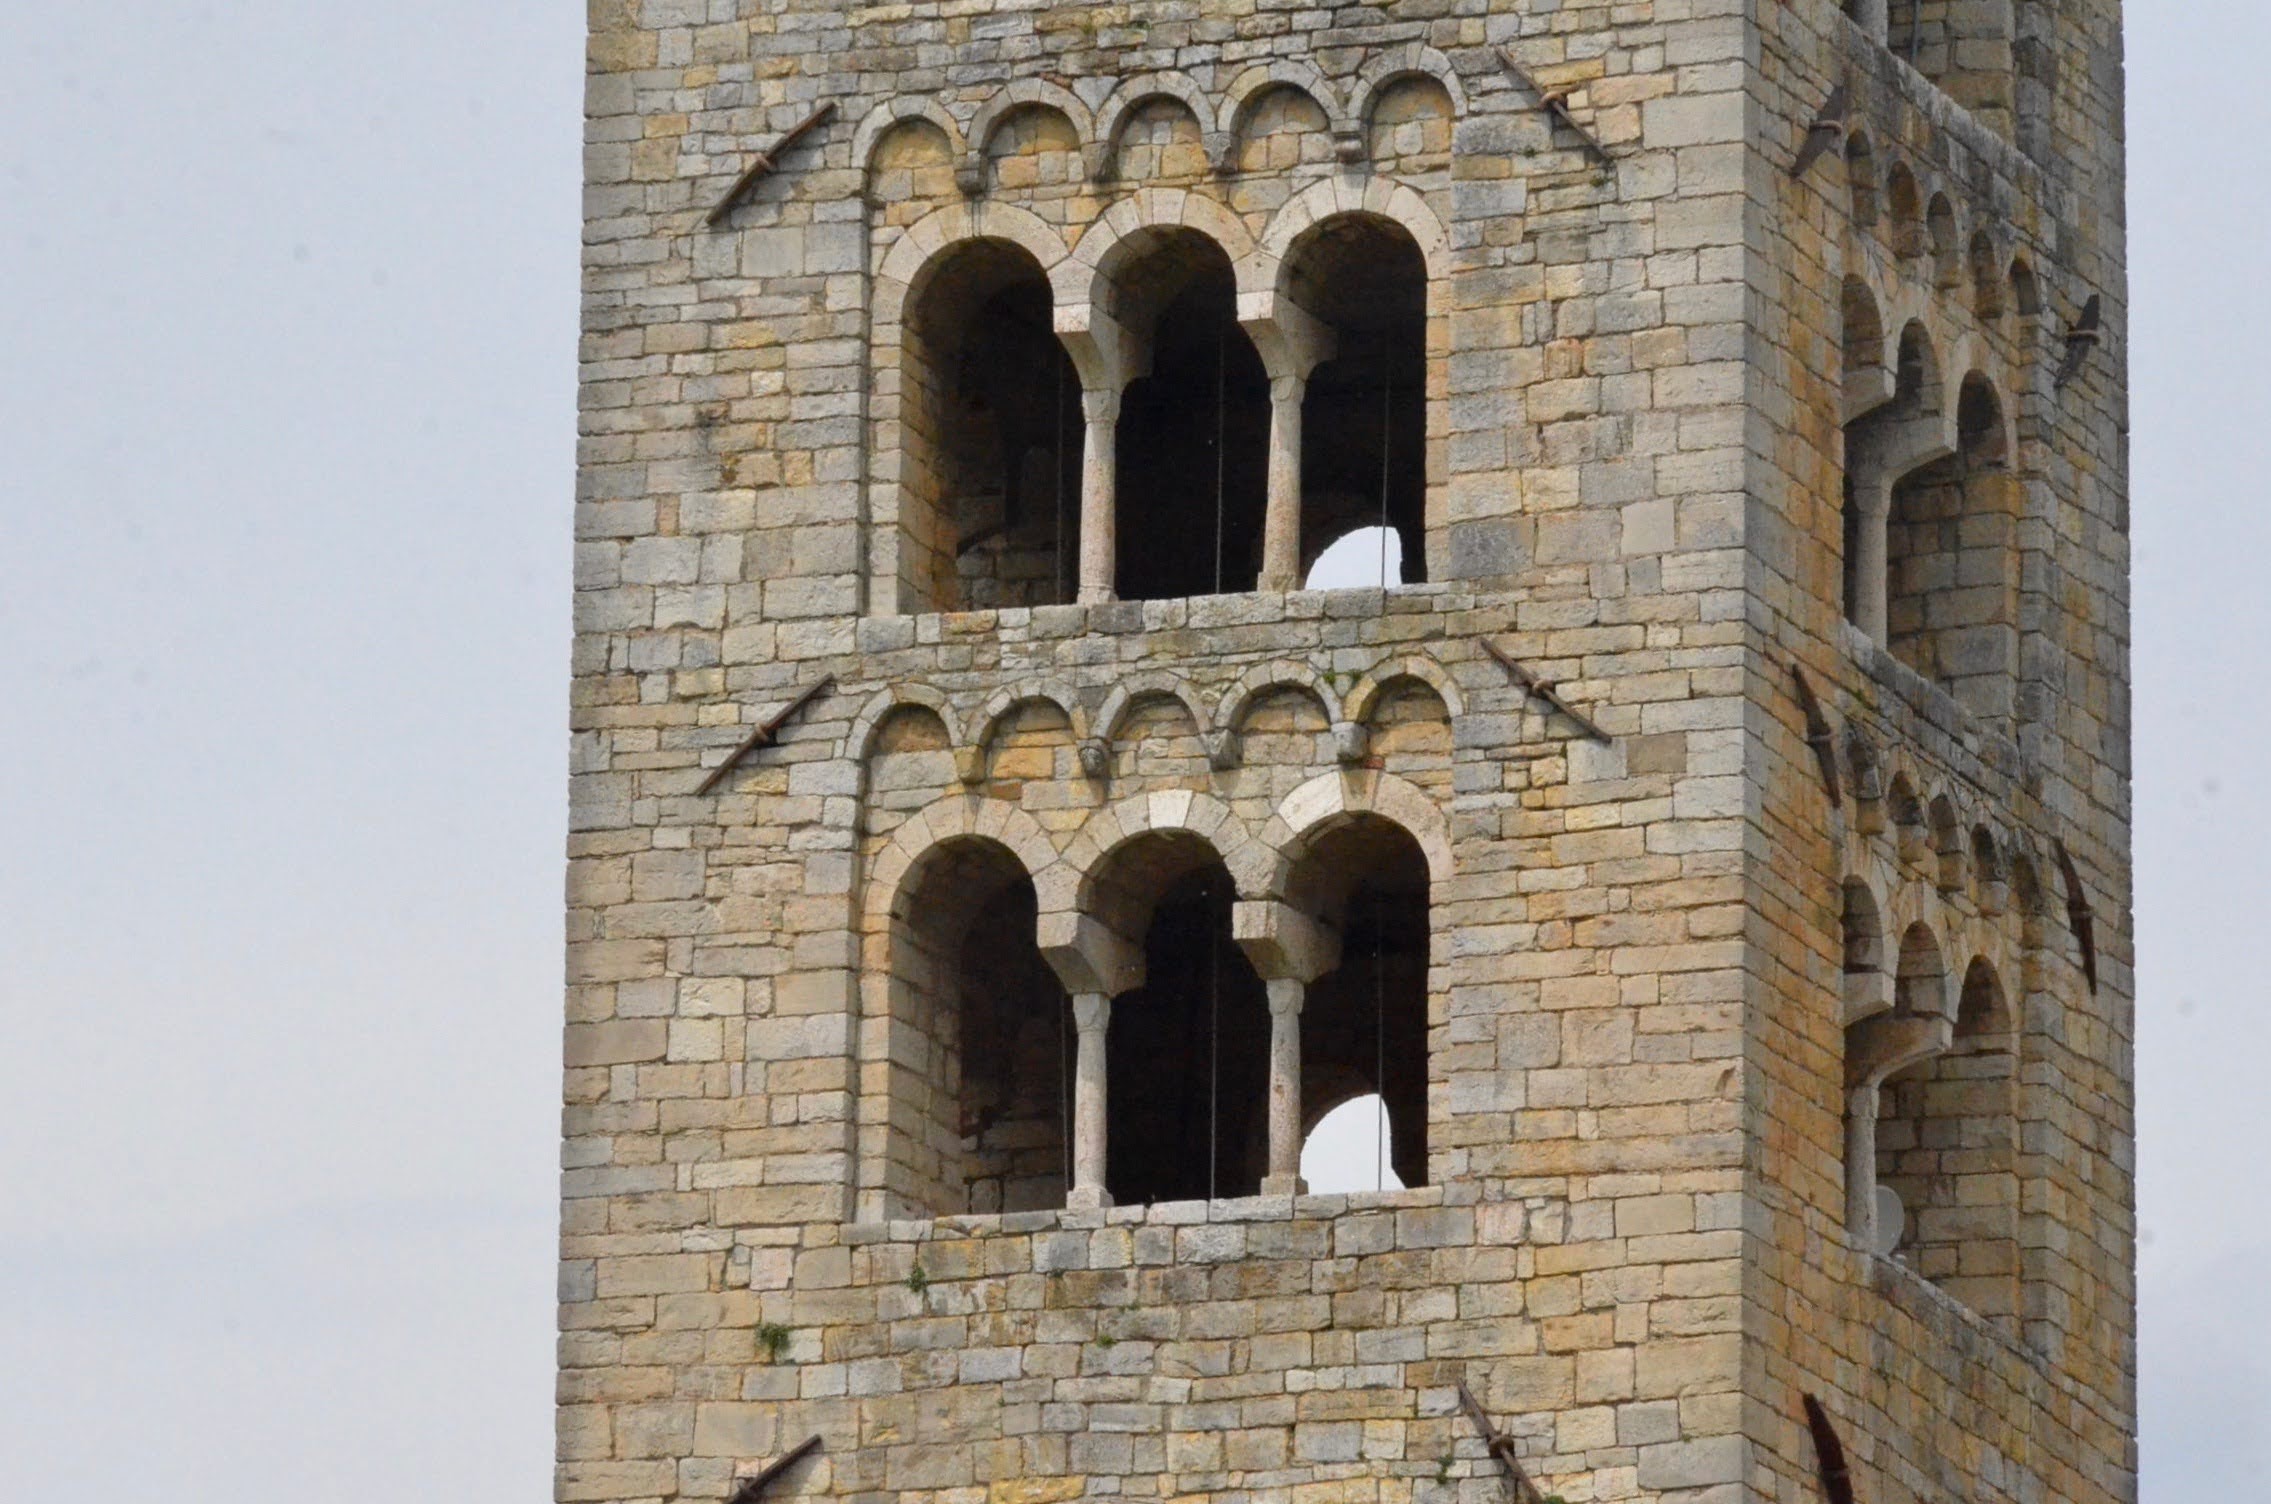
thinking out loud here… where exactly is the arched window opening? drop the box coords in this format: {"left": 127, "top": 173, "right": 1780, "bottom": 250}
{"left": 1842, "top": 922, "right": 1949, "bottom": 1252}
{"left": 1301, "top": 1095, "right": 1407, "bottom": 1194}
{"left": 1841, "top": 879, "right": 1892, "bottom": 1022}
{"left": 899, "top": 239, "right": 1084, "bottom": 614}
{"left": 884, "top": 837, "right": 1069, "bottom": 1217}
{"left": 1283, "top": 814, "right": 1432, "bottom": 1191}
{"left": 1844, "top": 319, "right": 1938, "bottom": 642}
{"left": 1304, "top": 525, "right": 1405, "bottom": 591}
{"left": 1285, "top": 214, "right": 1430, "bottom": 588}
{"left": 1840, "top": 278, "right": 1889, "bottom": 627}
{"left": 1876, "top": 957, "right": 2019, "bottom": 1324}
{"left": 1100, "top": 840, "right": 1270, "bottom": 1204}
{"left": 1112, "top": 231, "right": 1271, "bottom": 601}
{"left": 1889, "top": 373, "right": 2019, "bottom": 723}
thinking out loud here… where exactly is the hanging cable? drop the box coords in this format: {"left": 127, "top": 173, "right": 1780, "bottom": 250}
{"left": 1377, "top": 365, "right": 1394, "bottom": 595}
{"left": 1057, "top": 986, "right": 1074, "bottom": 1204}
{"left": 1374, "top": 890, "right": 1388, "bottom": 1192}
{"left": 1208, "top": 882, "right": 1222, "bottom": 1206}
{"left": 1214, "top": 323, "right": 1229, "bottom": 595}
{"left": 1053, "top": 350, "right": 1068, "bottom": 603}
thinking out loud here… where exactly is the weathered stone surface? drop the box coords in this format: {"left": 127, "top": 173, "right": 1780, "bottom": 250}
{"left": 561, "top": 3, "right": 2133, "bottom": 1503}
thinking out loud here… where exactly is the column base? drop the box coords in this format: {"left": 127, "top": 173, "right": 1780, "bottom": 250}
{"left": 1077, "top": 587, "right": 1116, "bottom": 606}
{"left": 1065, "top": 1185, "right": 1113, "bottom": 1212}
{"left": 1261, "top": 1174, "right": 1307, "bottom": 1198}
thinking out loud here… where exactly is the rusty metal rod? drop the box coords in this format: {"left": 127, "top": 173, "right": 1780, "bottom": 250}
{"left": 1788, "top": 661, "right": 1843, "bottom": 809}
{"left": 707, "top": 102, "right": 837, "bottom": 227}
{"left": 1496, "top": 47, "right": 1617, "bottom": 171}
{"left": 728, "top": 1434, "right": 823, "bottom": 1503}
{"left": 696, "top": 677, "right": 837, "bottom": 795}
{"left": 1482, "top": 639, "right": 1612, "bottom": 745}
{"left": 1457, "top": 1379, "right": 1549, "bottom": 1504}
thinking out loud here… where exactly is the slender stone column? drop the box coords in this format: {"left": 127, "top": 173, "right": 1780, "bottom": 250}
{"left": 1845, "top": 1085, "right": 1880, "bottom": 1243}
{"left": 1849, "top": 0, "right": 1888, "bottom": 43}
{"left": 1068, "top": 992, "right": 1114, "bottom": 1210}
{"left": 1077, "top": 388, "right": 1121, "bottom": 605}
{"left": 1851, "top": 472, "right": 1892, "bottom": 642}
{"left": 1259, "top": 376, "right": 1306, "bottom": 592}
{"left": 1261, "top": 978, "right": 1307, "bottom": 1196}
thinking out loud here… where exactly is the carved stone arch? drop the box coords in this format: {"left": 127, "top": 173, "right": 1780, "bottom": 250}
{"left": 1051, "top": 187, "right": 1266, "bottom": 390}
{"left": 1220, "top": 61, "right": 1352, "bottom": 170}
{"left": 1216, "top": 659, "right": 1343, "bottom": 737}
{"left": 962, "top": 77, "right": 1095, "bottom": 195}
{"left": 1349, "top": 42, "right": 1469, "bottom": 138}
{"left": 1260, "top": 769, "right": 1454, "bottom": 899}
{"left": 1261, "top": 176, "right": 1453, "bottom": 288}
{"left": 1093, "top": 71, "right": 1219, "bottom": 180}
{"left": 968, "top": 679, "right": 1090, "bottom": 760}
{"left": 1060, "top": 187, "right": 1264, "bottom": 305}
{"left": 1843, "top": 273, "right": 1893, "bottom": 421}
{"left": 853, "top": 96, "right": 968, "bottom": 184}
{"left": 870, "top": 199, "right": 1071, "bottom": 331}
{"left": 860, "top": 792, "right": 1063, "bottom": 933}
{"left": 1840, "top": 868, "right": 1897, "bottom": 1023}
{"left": 1094, "top": 672, "right": 1211, "bottom": 745}
{"left": 1344, "top": 654, "right": 1465, "bottom": 725}
{"left": 1894, "top": 918, "right": 1955, "bottom": 1020}
{"left": 848, "top": 683, "right": 966, "bottom": 764}
{"left": 1038, "top": 789, "right": 1267, "bottom": 995}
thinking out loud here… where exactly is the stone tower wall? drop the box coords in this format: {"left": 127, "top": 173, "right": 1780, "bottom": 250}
{"left": 561, "top": 2, "right": 2133, "bottom": 1502}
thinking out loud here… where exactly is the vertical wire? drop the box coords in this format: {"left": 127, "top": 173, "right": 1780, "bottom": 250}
{"left": 1214, "top": 323, "right": 1228, "bottom": 595}
{"left": 1374, "top": 892, "right": 1387, "bottom": 1193}
{"left": 1053, "top": 350, "right": 1068, "bottom": 603}
{"left": 1377, "top": 365, "right": 1393, "bottom": 594}
{"left": 1058, "top": 987, "right": 1073, "bottom": 1203}
{"left": 1208, "top": 883, "right": 1221, "bottom": 1205}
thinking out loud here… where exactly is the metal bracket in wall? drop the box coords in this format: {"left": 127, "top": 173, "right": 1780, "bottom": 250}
{"left": 2055, "top": 838, "right": 2101, "bottom": 992}
{"left": 1787, "top": 662, "right": 1843, "bottom": 809}
{"left": 729, "top": 1434, "right": 822, "bottom": 1503}
{"left": 1456, "top": 1378, "right": 1550, "bottom": 1504}
{"left": 1790, "top": 84, "right": 1851, "bottom": 179}
{"left": 696, "top": 677, "right": 838, "bottom": 795}
{"left": 1495, "top": 47, "right": 1618, "bottom": 174}
{"left": 1801, "top": 1396, "right": 1857, "bottom": 1504}
{"left": 1482, "top": 639, "right": 1612, "bottom": 745}
{"left": 2054, "top": 293, "right": 2103, "bottom": 389}
{"left": 706, "top": 103, "right": 837, "bottom": 228}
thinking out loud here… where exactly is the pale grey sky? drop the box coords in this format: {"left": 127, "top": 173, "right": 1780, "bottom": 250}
{"left": 0, "top": 4, "right": 2253, "bottom": 1499}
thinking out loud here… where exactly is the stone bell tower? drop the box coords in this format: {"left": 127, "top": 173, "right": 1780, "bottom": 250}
{"left": 561, "top": 3, "right": 2135, "bottom": 1502}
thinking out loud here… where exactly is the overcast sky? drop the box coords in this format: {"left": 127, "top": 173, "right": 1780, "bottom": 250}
{"left": 0, "top": 4, "right": 2255, "bottom": 1499}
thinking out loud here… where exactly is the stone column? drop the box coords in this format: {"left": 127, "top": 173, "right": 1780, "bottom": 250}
{"left": 1261, "top": 978, "right": 1307, "bottom": 1196}
{"left": 1851, "top": 472, "right": 1892, "bottom": 642}
{"left": 1068, "top": 992, "right": 1114, "bottom": 1210}
{"left": 1849, "top": 0, "right": 1889, "bottom": 43}
{"left": 1259, "top": 375, "right": 1306, "bottom": 592}
{"left": 1845, "top": 1084, "right": 1881, "bottom": 1243}
{"left": 1077, "top": 388, "right": 1121, "bottom": 605}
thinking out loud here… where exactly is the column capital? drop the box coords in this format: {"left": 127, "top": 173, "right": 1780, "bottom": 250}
{"left": 1081, "top": 385, "right": 1122, "bottom": 424}
{"left": 1072, "top": 992, "right": 1113, "bottom": 1033}
{"left": 1265, "top": 976, "right": 1306, "bottom": 1018}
